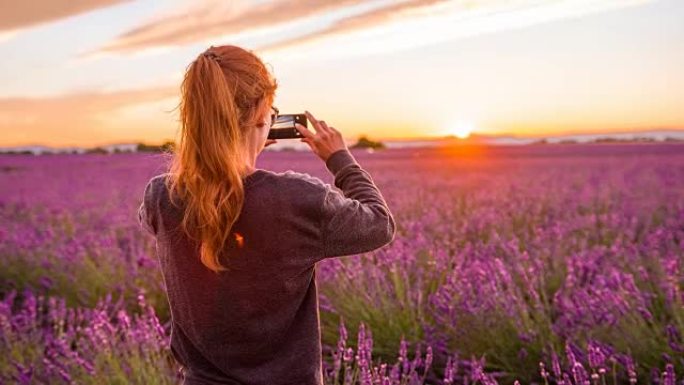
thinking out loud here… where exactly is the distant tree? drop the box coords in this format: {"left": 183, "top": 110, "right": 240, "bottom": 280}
{"left": 136, "top": 143, "right": 154, "bottom": 152}
{"left": 86, "top": 147, "right": 109, "bottom": 154}
{"left": 594, "top": 137, "right": 616, "bottom": 143}
{"left": 636, "top": 137, "right": 655, "bottom": 142}
{"left": 531, "top": 139, "right": 548, "bottom": 145}
{"left": 351, "top": 135, "right": 385, "bottom": 150}
{"left": 161, "top": 140, "right": 176, "bottom": 153}
{"left": 137, "top": 141, "right": 176, "bottom": 153}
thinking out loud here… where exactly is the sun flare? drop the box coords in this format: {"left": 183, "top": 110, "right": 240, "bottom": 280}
{"left": 449, "top": 123, "right": 473, "bottom": 139}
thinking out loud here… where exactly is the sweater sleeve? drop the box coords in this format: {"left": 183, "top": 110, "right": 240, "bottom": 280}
{"left": 319, "top": 149, "right": 396, "bottom": 258}
{"left": 138, "top": 177, "right": 159, "bottom": 236}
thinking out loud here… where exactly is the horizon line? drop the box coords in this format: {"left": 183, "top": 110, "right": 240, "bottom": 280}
{"left": 2, "top": 127, "right": 684, "bottom": 149}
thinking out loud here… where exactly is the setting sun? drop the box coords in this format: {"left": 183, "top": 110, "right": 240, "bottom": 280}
{"left": 449, "top": 122, "right": 473, "bottom": 139}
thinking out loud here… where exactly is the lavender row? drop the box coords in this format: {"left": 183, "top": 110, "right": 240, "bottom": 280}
{"left": 1, "top": 144, "right": 683, "bottom": 383}
{"left": 2, "top": 289, "right": 679, "bottom": 384}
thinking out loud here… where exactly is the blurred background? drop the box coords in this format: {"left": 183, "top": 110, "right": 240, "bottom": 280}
{"left": 1, "top": 0, "right": 682, "bottom": 153}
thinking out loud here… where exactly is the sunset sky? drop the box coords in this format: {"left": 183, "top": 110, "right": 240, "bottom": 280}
{"left": 1, "top": 0, "right": 683, "bottom": 147}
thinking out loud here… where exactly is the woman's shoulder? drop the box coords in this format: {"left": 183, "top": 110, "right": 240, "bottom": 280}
{"left": 271, "top": 170, "right": 328, "bottom": 191}
{"left": 146, "top": 170, "right": 329, "bottom": 197}
{"left": 151, "top": 172, "right": 172, "bottom": 182}
{"left": 141, "top": 173, "right": 174, "bottom": 205}
{"left": 250, "top": 170, "right": 329, "bottom": 216}
{"left": 259, "top": 170, "right": 333, "bottom": 209}
{"left": 144, "top": 172, "right": 172, "bottom": 191}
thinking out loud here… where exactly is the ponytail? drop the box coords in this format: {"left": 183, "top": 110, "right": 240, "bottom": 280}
{"left": 168, "top": 45, "right": 277, "bottom": 273}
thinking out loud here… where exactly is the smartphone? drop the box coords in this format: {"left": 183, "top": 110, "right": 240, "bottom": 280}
{"left": 268, "top": 114, "right": 307, "bottom": 139}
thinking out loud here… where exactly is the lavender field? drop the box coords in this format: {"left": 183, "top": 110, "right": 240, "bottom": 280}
{"left": 1, "top": 143, "right": 683, "bottom": 384}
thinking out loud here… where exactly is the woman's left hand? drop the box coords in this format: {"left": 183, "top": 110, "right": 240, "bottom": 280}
{"left": 264, "top": 139, "right": 277, "bottom": 147}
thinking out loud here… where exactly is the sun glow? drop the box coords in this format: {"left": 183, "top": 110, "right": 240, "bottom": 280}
{"left": 448, "top": 122, "right": 474, "bottom": 139}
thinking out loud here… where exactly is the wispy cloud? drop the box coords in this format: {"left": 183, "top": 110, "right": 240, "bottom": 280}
{"left": 82, "top": 0, "right": 370, "bottom": 57}
{"left": 256, "top": 0, "right": 657, "bottom": 61}
{"left": 255, "top": 0, "right": 451, "bottom": 52}
{"left": 0, "top": 0, "right": 132, "bottom": 43}
{"left": 85, "top": 0, "right": 656, "bottom": 61}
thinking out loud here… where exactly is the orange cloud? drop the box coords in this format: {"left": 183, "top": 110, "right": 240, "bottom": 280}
{"left": 0, "top": 0, "right": 132, "bottom": 33}
{"left": 84, "top": 0, "right": 657, "bottom": 61}
{"left": 0, "top": 85, "right": 178, "bottom": 147}
{"left": 256, "top": 0, "right": 450, "bottom": 52}
{"left": 88, "top": 0, "right": 369, "bottom": 56}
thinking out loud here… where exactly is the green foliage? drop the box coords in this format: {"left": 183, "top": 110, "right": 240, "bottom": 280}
{"left": 351, "top": 136, "right": 386, "bottom": 150}
{"left": 136, "top": 141, "right": 175, "bottom": 153}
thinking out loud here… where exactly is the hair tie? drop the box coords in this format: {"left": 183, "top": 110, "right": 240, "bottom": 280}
{"left": 203, "top": 51, "right": 221, "bottom": 62}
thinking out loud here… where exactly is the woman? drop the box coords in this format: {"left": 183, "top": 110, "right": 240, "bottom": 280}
{"left": 138, "top": 44, "right": 396, "bottom": 385}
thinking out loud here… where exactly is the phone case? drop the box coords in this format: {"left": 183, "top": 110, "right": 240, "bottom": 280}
{"left": 268, "top": 114, "right": 307, "bottom": 139}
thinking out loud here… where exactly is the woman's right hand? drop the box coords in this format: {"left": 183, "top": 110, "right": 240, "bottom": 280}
{"left": 296, "top": 110, "right": 348, "bottom": 162}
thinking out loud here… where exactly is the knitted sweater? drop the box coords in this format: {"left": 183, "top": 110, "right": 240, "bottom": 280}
{"left": 138, "top": 148, "right": 396, "bottom": 385}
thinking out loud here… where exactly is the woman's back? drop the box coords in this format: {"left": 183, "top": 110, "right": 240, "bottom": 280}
{"left": 139, "top": 149, "right": 396, "bottom": 385}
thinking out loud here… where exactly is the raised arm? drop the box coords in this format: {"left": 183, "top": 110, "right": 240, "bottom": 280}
{"left": 320, "top": 149, "right": 396, "bottom": 258}
{"left": 295, "top": 110, "right": 397, "bottom": 259}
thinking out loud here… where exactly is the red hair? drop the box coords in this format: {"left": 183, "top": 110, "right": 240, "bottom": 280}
{"left": 167, "top": 45, "right": 278, "bottom": 273}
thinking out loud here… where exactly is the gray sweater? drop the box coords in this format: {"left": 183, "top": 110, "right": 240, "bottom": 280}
{"left": 138, "top": 148, "right": 396, "bottom": 385}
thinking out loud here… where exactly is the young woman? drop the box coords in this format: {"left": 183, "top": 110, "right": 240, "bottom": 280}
{"left": 138, "top": 44, "right": 396, "bottom": 385}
